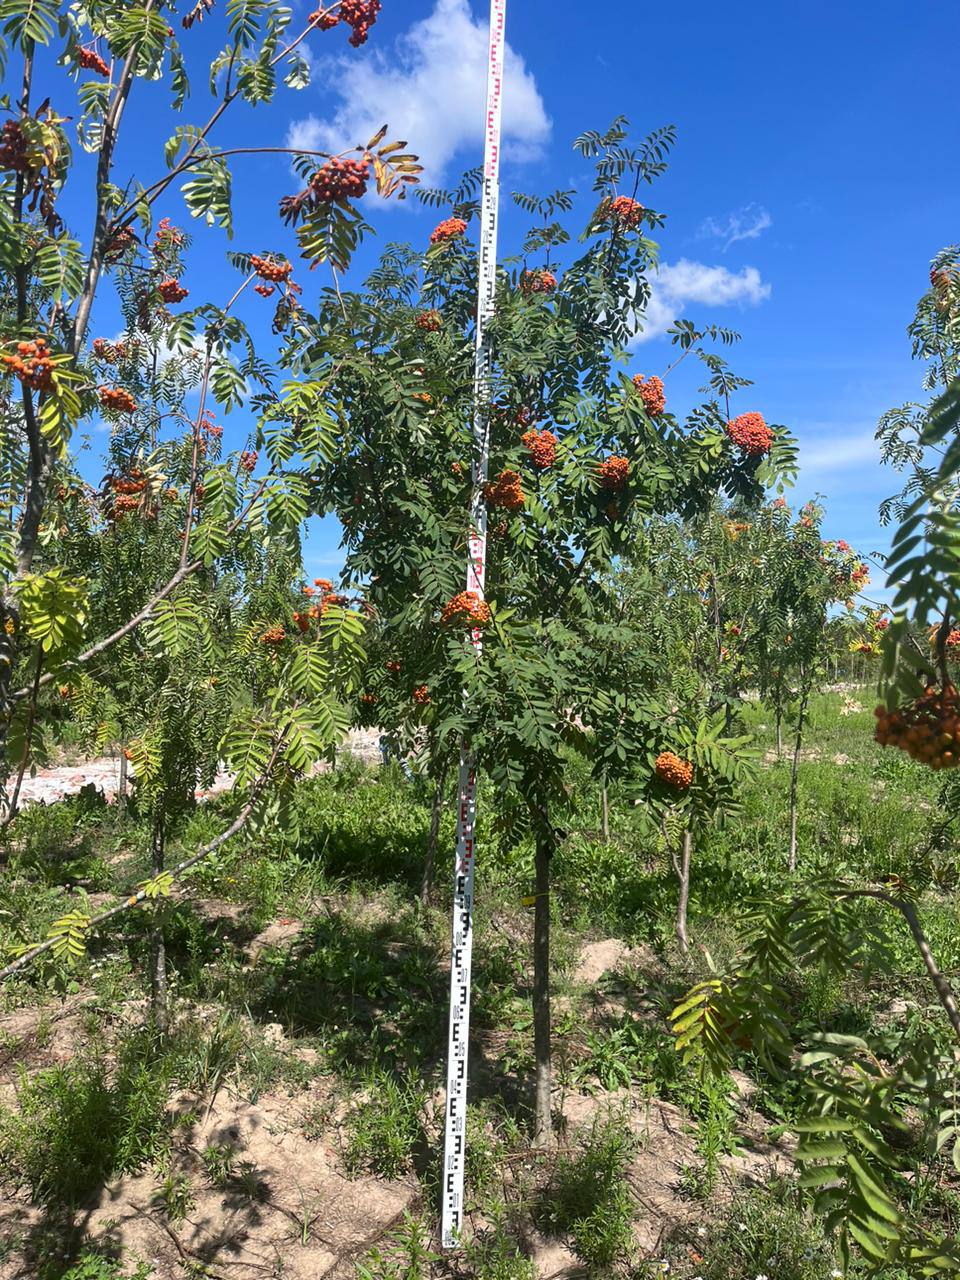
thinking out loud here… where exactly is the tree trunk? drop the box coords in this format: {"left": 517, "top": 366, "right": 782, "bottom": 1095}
{"left": 788, "top": 675, "right": 810, "bottom": 874}
{"left": 675, "top": 828, "right": 692, "bottom": 954}
{"left": 532, "top": 822, "right": 553, "bottom": 1148}
{"left": 600, "top": 783, "right": 609, "bottom": 843}
{"left": 420, "top": 753, "right": 448, "bottom": 905}
{"left": 775, "top": 702, "right": 783, "bottom": 759}
{"left": 118, "top": 743, "right": 128, "bottom": 808}
{"left": 150, "top": 814, "right": 168, "bottom": 1033}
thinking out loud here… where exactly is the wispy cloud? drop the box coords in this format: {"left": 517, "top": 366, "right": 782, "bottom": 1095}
{"left": 287, "top": 0, "right": 550, "bottom": 187}
{"left": 632, "top": 259, "right": 771, "bottom": 343}
{"left": 699, "top": 204, "right": 772, "bottom": 251}
{"left": 800, "top": 431, "right": 879, "bottom": 473}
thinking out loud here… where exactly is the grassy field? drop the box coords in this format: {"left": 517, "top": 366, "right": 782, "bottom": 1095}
{"left": 0, "top": 688, "right": 957, "bottom": 1279}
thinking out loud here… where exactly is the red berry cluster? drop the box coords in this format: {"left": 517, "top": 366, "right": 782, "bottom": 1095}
{"left": 99, "top": 386, "right": 138, "bottom": 414}
{"left": 520, "top": 269, "right": 558, "bottom": 295}
{"left": 441, "top": 590, "right": 491, "bottom": 628}
{"left": 158, "top": 277, "right": 188, "bottom": 304}
{"left": 309, "top": 10, "right": 340, "bottom": 31}
{"left": 412, "top": 684, "right": 431, "bottom": 705}
{"left": 339, "top": 0, "right": 381, "bottom": 46}
{"left": 415, "top": 309, "right": 442, "bottom": 332}
{"left": 239, "top": 450, "right": 258, "bottom": 474}
{"left": 386, "top": 659, "right": 402, "bottom": 672}
{"left": 260, "top": 625, "right": 286, "bottom": 646}
{"left": 104, "top": 226, "right": 135, "bottom": 259}
{"left": 310, "top": 156, "right": 370, "bottom": 203}
{"left": 875, "top": 686, "right": 960, "bottom": 769}
{"left": 2, "top": 338, "right": 55, "bottom": 392}
{"left": 92, "top": 338, "right": 126, "bottom": 363}
{"left": 250, "top": 254, "right": 293, "bottom": 283}
{"left": 430, "top": 217, "right": 467, "bottom": 245}
{"left": 522, "top": 428, "right": 558, "bottom": 469}
{"left": 77, "top": 46, "right": 109, "bottom": 76}
{"left": 450, "top": 461, "right": 465, "bottom": 477}
{"left": 599, "top": 455, "right": 630, "bottom": 491}
{"left": 254, "top": 284, "right": 275, "bottom": 297}
{"left": 655, "top": 750, "right": 694, "bottom": 789}
{"left": 360, "top": 693, "right": 378, "bottom": 705}
{"left": 483, "top": 468, "right": 525, "bottom": 512}
{"left": 631, "top": 374, "right": 665, "bottom": 417}
{"left": 726, "top": 412, "right": 773, "bottom": 457}
{"left": 0, "top": 121, "right": 28, "bottom": 175}
{"left": 608, "top": 195, "right": 644, "bottom": 228}
{"left": 109, "top": 470, "right": 147, "bottom": 497}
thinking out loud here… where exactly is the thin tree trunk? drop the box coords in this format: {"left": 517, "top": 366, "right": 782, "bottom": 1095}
{"left": 788, "top": 674, "right": 810, "bottom": 873}
{"left": 117, "top": 743, "right": 128, "bottom": 808}
{"left": 600, "top": 783, "right": 609, "bottom": 843}
{"left": 675, "top": 828, "right": 692, "bottom": 954}
{"left": 421, "top": 752, "right": 449, "bottom": 904}
{"left": 150, "top": 814, "right": 168, "bottom": 1033}
{"left": 532, "top": 821, "right": 553, "bottom": 1148}
{"left": 775, "top": 702, "right": 783, "bottom": 759}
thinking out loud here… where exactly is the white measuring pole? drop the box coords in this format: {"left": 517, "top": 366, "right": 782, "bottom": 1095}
{"left": 441, "top": 0, "right": 506, "bottom": 1251}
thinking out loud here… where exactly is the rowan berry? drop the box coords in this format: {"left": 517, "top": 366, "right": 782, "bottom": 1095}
{"left": 521, "top": 428, "right": 558, "bottom": 469}
{"left": 386, "top": 659, "right": 401, "bottom": 672}
{"left": 98, "top": 385, "right": 138, "bottom": 414}
{"left": 876, "top": 685, "right": 960, "bottom": 770}
{"left": 0, "top": 121, "right": 28, "bottom": 175}
{"left": 726, "top": 412, "right": 773, "bottom": 457}
{"left": 607, "top": 195, "right": 644, "bottom": 228}
{"left": 250, "top": 254, "right": 293, "bottom": 283}
{"left": 655, "top": 751, "right": 693, "bottom": 789}
{"left": 77, "top": 46, "right": 110, "bottom": 76}
{"left": 254, "top": 284, "right": 275, "bottom": 297}
{"left": 520, "top": 269, "right": 558, "bottom": 295}
{"left": 2, "top": 337, "right": 55, "bottom": 393}
{"left": 239, "top": 450, "right": 258, "bottom": 473}
{"left": 483, "top": 469, "right": 525, "bottom": 511}
{"left": 430, "top": 217, "right": 467, "bottom": 245}
{"left": 631, "top": 374, "right": 665, "bottom": 417}
{"left": 259, "top": 624, "right": 286, "bottom": 646}
{"left": 441, "top": 590, "right": 491, "bottom": 628}
{"left": 309, "top": 156, "right": 370, "bottom": 203}
{"left": 158, "top": 277, "right": 188, "bottom": 303}
{"left": 599, "top": 455, "right": 630, "bottom": 492}
{"left": 412, "top": 684, "right": 431, "bottom": 705}
{"left": 415, "top": 309, "right": 442, "bottom": 332}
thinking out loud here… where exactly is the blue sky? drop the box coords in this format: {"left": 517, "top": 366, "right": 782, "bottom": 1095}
{"left": 29, "top": 0, "right": 960, "bottom": 587}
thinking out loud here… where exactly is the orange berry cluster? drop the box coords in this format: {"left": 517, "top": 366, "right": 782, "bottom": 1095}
{"left": 490, "top": 517, "right": 508, "bottom": 539}
{"left": 104, "top": 226, "right": 135, "bottom": 259}
{"left": 520, "top": 269, "right": 558, "bottom": 295}
{"left": 875, "top": 686, "right": 960, "bottom": 769}
{"left": 159, "top": 277, "right": 188, "bottom": 303}
{"left": 483, "top": 468, "right": 525, "bottom": 511}
{"left": 0, "top": 121, "right": 28, "bottom": 174}
{"left": 109, "top": 470, "right": 147, "bottom": 497}
{"left": 250, "top": 254, "right": 292, "bottom": 282}
{"left": 315, "top": 0, "right": 381, "bottom": 45}
{"left": 254, "top": 284, "right": 275, "bottom": 297}
{"left": 522, "top": 427, "right": 558, "bottom": 469}
{"left": 599, "top": 455, "right": 630, "bottom": 491}
{"left": 430, "top": 217, "right": 467, "bottom": 245}
{"left": 412, "top": 684, "right": 431, "bottom": 705}
{"left": 386, "top": 659, "right": 402, "bottom": 672}
{"left": 92, "top": 338, "right": 126, "bottom": 363}
{"left": 655, "top": 750, "right": 694, "bottom": 789}
{"left": 239, "top": 450, "right": 258, "bottom": 473}
{"left": 632, "top": 374, "right": 665, "bottom": 417}
{"left": 360, "top": 692, "right": 378, "bottom": 704}
{"left": 260, "top": 624, "right": 286, "bottom": 646}
{"left": 441, "top": 590, "right": 491, "bottom": 628}
{"left": 153, "top": 217, "right": 185, "bottom": 250}
{"left": 99, "top": 385, "right": 137, "bottom": 414}
{"left": 77, "top": 46, "right": 109, "bottom": 76}
{"left": 450, "top": 461, "right": 465, "bottom": 477}
{"left": 310, "top": 156, "right": 369, "bottom": 203}
{"left": 608, "top": 195, "right": 644, "bottom": 228}
{"left": 415, "top": 309, "right": 442, "bottom": 332}
{"left": 309, "top": 9, "right": 340, "bottom": 30}
{"left": 2, "top": 337, "right": 54, "bottom": 392}
{"left": 726, "top": 412, "right": 773, "bottom": 457}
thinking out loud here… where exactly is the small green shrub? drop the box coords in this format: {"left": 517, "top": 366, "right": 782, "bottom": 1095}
{"left": 0, "top": 1045, "right": 170, "bottom": 1207}
{"left": 355, "top": 1212, "right": 438, "bottom": 1279}
{"left": 342, "top": 1071, "right": 426, "bottom": 1179}
{"left": 538, "top": 1112, "right": 635, "bottom": 1274}
{"left": 57, "top": 1253, "right": 152, "bottom": 1280}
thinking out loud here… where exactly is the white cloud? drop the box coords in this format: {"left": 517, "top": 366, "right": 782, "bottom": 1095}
{"left": 699, "top": 203, "right": 772, "bottom": 251}
{"left": 287, "top": 0, "right": 550, "bottom": 186}
{"left": 632, "top": 259, "right": 771, "bottom": 343}
{"left": 800, "top": 431, "right": 879, "bottom": 473}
